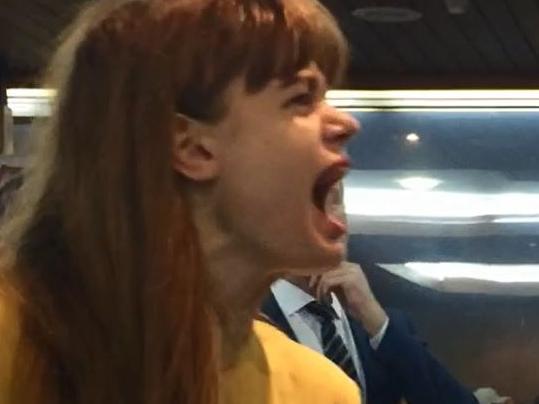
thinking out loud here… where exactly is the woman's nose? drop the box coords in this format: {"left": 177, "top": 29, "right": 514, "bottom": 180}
{"left": 322, "top": 105, "right": 360, "bottom": 146}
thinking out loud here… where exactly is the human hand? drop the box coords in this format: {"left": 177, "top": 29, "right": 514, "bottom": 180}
{"left": 310, "top": 261, "right": 387, "bottom": 336}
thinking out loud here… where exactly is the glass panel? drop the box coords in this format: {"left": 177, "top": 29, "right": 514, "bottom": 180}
{"left": 341, "top": 97, "right": 539, "bottom": 403}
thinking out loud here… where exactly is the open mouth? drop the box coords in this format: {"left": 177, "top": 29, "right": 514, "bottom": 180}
{"left": 312, "top": 161, "right": 349, "bottom": 213}
{"left": 312, "top": 160, "right": 350, "bottom": 239}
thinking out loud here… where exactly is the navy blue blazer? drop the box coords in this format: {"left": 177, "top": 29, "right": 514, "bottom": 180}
{"left": 261, "top": 291, "right": 478, "bottom": 404}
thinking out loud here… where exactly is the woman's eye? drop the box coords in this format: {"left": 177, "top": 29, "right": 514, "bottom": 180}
{"left": 284, "top": 93, "right": 317, "bottom": 111}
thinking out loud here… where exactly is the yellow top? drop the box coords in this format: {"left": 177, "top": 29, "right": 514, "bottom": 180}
{"left": 0, "top": 288, "right": 18, "bottom": 402}
{"left": 220, "top": 320, "right": 361, "bottom": 404}
{"left": 0, "top": 304, "right": 360, "bottom": 404}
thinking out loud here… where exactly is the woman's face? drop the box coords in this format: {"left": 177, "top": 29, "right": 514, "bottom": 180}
{"left": 184, "top": 64, "right": 359, "bottom": 272}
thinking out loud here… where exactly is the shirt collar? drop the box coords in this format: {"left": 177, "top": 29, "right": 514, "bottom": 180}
{"left": 271, "top": 279, "right": 344, "bottom": 319}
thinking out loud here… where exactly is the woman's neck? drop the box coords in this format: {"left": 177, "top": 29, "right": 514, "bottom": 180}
{"left": 286, "top": 275, "right": 312, "bottom": 294}
{"left": 190, "top": 194, "right": 278, "bottom": 367}
{"left": 208, "top": 251, "right": 273, "bottom": 368}
{"left": 190, "top": 196, "right": 277, "bottom": 366}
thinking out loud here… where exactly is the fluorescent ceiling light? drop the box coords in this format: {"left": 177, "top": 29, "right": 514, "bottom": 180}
{"left": 493, "top": 216, "right": 539, "bottom": 224}
{"left": 8, "top": 88, "right": 539, "bottom": 117}
{"left": 9, "top": 89, "right": 539, "bottom": 101}
{"left": 335, "top": 108, "right": 539, "bottom": 113}
{"left": 405, "top": 133, "right": 420, "bottom": 143}
{"left": 6, "top": 88, "right": 55, "bottom": 117}
{"left": 6, "top": 88, "right": 56, "bottom": 98}
{"left": 326, "top": 90, "right": 539, "bottom": 99}
{"left": 328, "top": 99, "right": 539, "bottom": 108}
{"left": 379, "top": 262, "right": 539, "bottom": 295}
{"left": 397, "top": 177, "right": 441, "bottom": 191}
{"left": 344, "top": 188, "right": 539, "bottom": 219}
{"left": 404, "top": 262, "right": 539, "bottom": 283}
{"left": 326, "top": 90, "right": 539, "bottom": 108}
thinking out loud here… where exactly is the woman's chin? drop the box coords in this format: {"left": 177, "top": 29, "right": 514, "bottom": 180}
{"left": 314, "top": 230, "right": 347, "bottom": 263}
{"left": 284, "top": 241, "right": 345, "bottom": 275}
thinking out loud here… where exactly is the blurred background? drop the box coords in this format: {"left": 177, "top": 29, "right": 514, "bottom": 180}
{"left": 2, "top": 0, "right": 539, "bottom": 402}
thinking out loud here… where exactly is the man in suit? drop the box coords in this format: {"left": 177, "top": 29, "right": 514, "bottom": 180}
{"left": 261, "top": 260, "right": 480, "bottom": 404}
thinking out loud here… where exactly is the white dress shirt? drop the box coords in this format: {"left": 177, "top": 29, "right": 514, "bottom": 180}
{"left": 271, "top": 279, "right": 390, "bottom": 403}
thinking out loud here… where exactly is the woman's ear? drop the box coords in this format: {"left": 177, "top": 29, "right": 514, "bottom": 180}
{"left": 171, "top": 115, "right": 219, "bottom": 181}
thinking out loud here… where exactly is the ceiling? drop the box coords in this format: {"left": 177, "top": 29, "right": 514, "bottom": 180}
{"left": 0, "top": 0, "right": 84, "bottom": 86}
{"left": 322, "top": 0, "right": 539, "bottom": 87}
{"left": 2, "top": 0, "right": 539, "bottom": 88}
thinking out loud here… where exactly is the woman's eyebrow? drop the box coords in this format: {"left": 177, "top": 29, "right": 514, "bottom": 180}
{"left": 280, "top": 73, "right": 325, "bottom": 94}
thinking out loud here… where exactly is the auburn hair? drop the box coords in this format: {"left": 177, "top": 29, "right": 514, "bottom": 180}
{"left": 0, "top": 0, "right": 348, "bottom": 403}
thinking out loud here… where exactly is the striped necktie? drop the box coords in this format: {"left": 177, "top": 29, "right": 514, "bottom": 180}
{"left": 305, "top": 300, "right": 365, "bottom": 396}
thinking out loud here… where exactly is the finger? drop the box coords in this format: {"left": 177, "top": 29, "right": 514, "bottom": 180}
{"left": 310, "top": 276, "right": 322, "bottom": 298}
{"left": 328, "top": 264, "right": 359, "bottom": 277}
{"left": 341, "top": 261, "right": 365, "bottom": 275}
{"left": 317, "top": 273, "right": 333, "bottom": 301}
{"left": 308, "top": 275, "right": 319, "bottom": 289}
{"left": 318, "top": 272, "right": 353, "bottom": 288}
{"left": 326, "top": 280, "right": 343, "bottom": 298}
{"left": 327, "top": 265, "right": 349, "bottom": 275}
{"left": 342, "top": 261, "right": 361, "bottom": 270}
{"left": 323, "top": 261, "right": 352, "bottom": 277}
{"left": 318, "top": 275, "right": 349, "bottom": 297}
{"left": 316, "top": 275, "right": 325, "bottom": 301}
